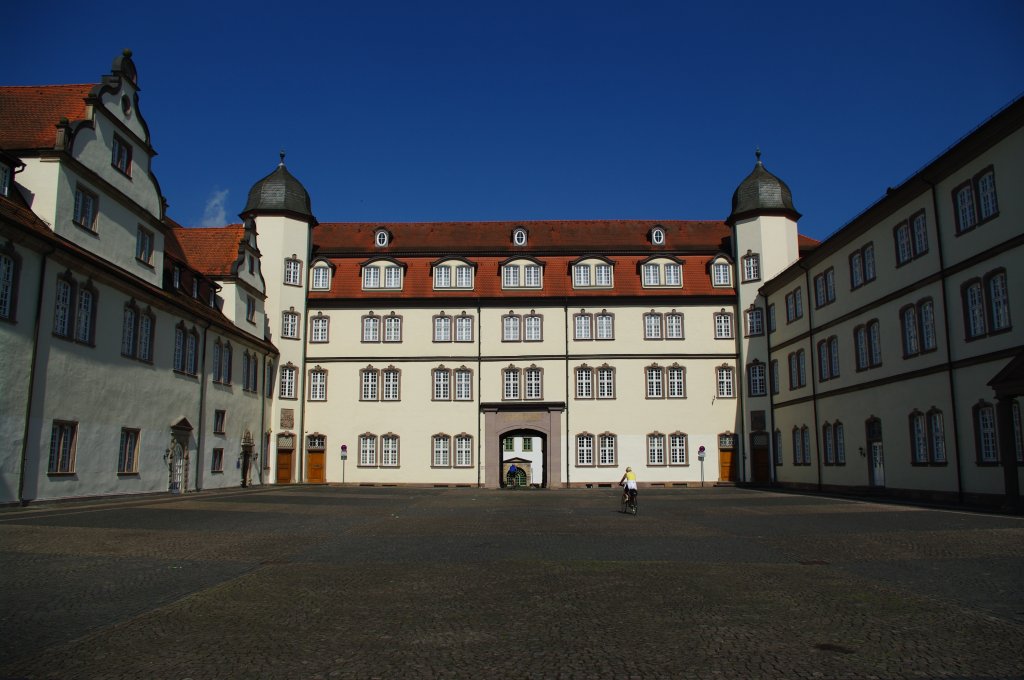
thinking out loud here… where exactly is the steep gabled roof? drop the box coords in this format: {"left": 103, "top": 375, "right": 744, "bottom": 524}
{"left": 167, "top": 224, "right": 246, "bottom": 277}
{"left": 0, "top": 84, "right": 93, "bottom": 150}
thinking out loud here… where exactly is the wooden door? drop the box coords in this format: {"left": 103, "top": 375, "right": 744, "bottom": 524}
{"left": 719, "top": 449, "right": 735, "bottom": 481}
{"left": 276, "top": 449, "right": 293, "bottom": 484}
{"left": 307, "top": 452, "right": 326, "bottom": 484}
{"left": 751, "top": 446, "right": 771, "bottom": 483}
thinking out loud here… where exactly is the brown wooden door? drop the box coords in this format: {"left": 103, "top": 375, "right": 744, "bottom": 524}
{"left": 751, "top": 446, "right": 770, "bottom": 483}
{"left": 307, "top": 452, "right": 326, "bottom": 484}
{"left": 276, "top": 449, "right": 293, "bottom": 484}
{"left": 719, "top": 449, "right": 735, "bottom": 481}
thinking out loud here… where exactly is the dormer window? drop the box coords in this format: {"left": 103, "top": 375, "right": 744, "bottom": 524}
{"left": 311, "top": 263, "right": 332, "bottom": 290}
{"left": 112, "top": 135, "right": 132, "bottom": 177}
{"left": 362, "top": 261, "right": 404, "bottom": 290}
{"left": 711, "top": 260, "right": 732, "bottom": 287}
{"left": 513, "top": 228, "right": 528, "bottom": 246}
{"left": 375, "top": 229, "right": 391, "bottom": 247}
{"left": 172, "top": 266, "right": 181, "bottom": 289}
{"left": 572, "top": 260, "right": 614, "bottom": 289}
{"left": 651, "top": 227, "right": 665, "bottom": 245}
{"left": 433, "top": 261, "right": 475, "bottom": 290}
{"left": 640, "top": 258, "right": 682, "bottom": 288}
{"left": 502, "top": 261, "right": 542, "bottom": 289}
{"left": 0, "top": 163, "right": 10, "bottom": 197}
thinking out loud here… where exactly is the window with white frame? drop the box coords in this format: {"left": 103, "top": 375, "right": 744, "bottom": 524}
{"left": 117, "top": 428, "right": 139, "bottom": 474}
{"left": 384, "top": 314, "right": 402, "bottom": 342}
{"left": 576, "top": 433, "right": 594, "bottom": 466}
{"left": 955, "top": 183, "right": 977, "bottom": 233}
{"left": 748, "top": 362, "right": 767, "bottom": 397}
{"left": 573, "top": 264, "right": 591, "bottom": 287}
{"left": 668, "top": 365, "right": 686, "bottom": 398}
{"left": 665, "top": 312, "right": 683, "bottom": 339}
{"left": 380, "top": 434, "right": 401, "bottom": 468}
{"left": 895, "top": 221, "right": 913, "bottom": 266}
{"left": 311, "top": 314, "right": 330, "bottom": 343}
{"left": 359, "top": 434, "right": 377, "bottom": 467}
{"left": 284, "top": 258, "right": 302, "bottom": 286}
{"left": 813, "top": 268, "right": 837, "bottom": 308}
{"left": 596, "top": 312, "right": 614, "bottom": 340}
{"left": 642, "top": 263, "right": 660, "bottom": 287}
{"left": 455, "top": 314, "right": 473, "bottom": 342}
{"left": 576, "top": 366, "right": 593, "bottom": 399}
{"left": 716, "top": 366, "right": 735, "bottom": 398}
{"left": 599, "top": 434, "right": 616, "bottom": 466}
{"left": 785, "top": 288, "right": 803, "bottom": 322}
{"left": 308, "top": 368, "right": 327, "bottom": 401}
{"left": 597, "top": 365, "right": 615, "bottom": 399}
{"left": 279, "top": 365, "right": 296, "bottom": 399}
{"left": 434, "top": 314, "right": 452, "bottom": 342}
{"left": 645, "top": 365, "right": 664, "bottom": 399}
{"left": 524, "top": 366, "right": 543, "bottom": 400}
{"left": 375, "top": 230, "right": 390, "bottom": 247}
{"left": 977, "top": 169, "right": 999, "bottom": 221}
{"left": 574, "top": 313, "right": 592, "bottom": 340}
{"left": 433, "top": 367, "right": 451, "bottom": 401}
{"left": 524, "top": 265, "right": 541, "bottom": 288}
{"left": 974, "top": 402, "right": 998, "bottom": 464}
{"left": 770, "top": 359, "right": 779, "bottom": 395}
{"left": 954, "top": 167, "right": 999, "bottom": 233}
{"left": 901, "top": 305, "right": 920, "bottom": 357}
{"left": 432, "top": 435, "right": 451, "bottom": 467}
{"left": 745, "top": 307, "right": 764, "bottom": 336}
{"left": 384, "top": 265, "right": 402, "bottom": 289}
{"left": 669, "top": 433, "right": 687, "bottom": 465}
{"left": 788, "top": 350, "right": 806, "bottom": 388}
{"left": 503, "top": 367, "right": 521, "bottom": 400}
{"left": 525, "top": 313, "right": 542, "bottom": 341}
{"left": 454, "top": 367, "right": 473, "bottom": 401}
{"left": 644, "top": 312, "right": 662, "bottom": 340}
{"left": 647, "top": 433, "right": 665, "bottom": 465}
{"left": 912, "top": 211, "right": 929, "bottom": 257}
{"left": 651, "top": 227, "right": 665, "bottom": 245}
{"left": 360, "top": 367, "right": 379, "bottom": 401}
{"left": 455, "top": 435, "right": 473, "bottom": 467}
{"left": 311, "top": 264, "right": 331, "bottom": 290}
{"left": 111, "top": 135, "right": 132, "bottom": 176}
{"left": 988, "top": 270, "right": 1011, "bottom": 333}
{"left": 456, "top": 265, "right": 474, "bottom": 289}
{"left": 362, "top": 315, "right": 380, "bottom": 343}
{"left": 502, "top": 313, "right": 520, "bottom": 341}
{"left": 434, "top": 265, "right": 451, "bottom": 289}
{"left": 136, "top": 227, "right": 154, "bottom": 264}
{"left": 48, "top": 420, "right": 77, "bottom": 473}
{"left": 513, "top": 228, "right": 527, "bottom": 246}
{"left": 711, "top": 261, "right": 731, "bottom": 287}
{"left": 714, "top": 311, "right": 734, "bottom": 339}
{"left": 595, "top": 264, "right": 613, "bottom": 287}
{"left": 382, "top": 367, "right": 400, "bottom": 401}
{"left": 502, "top": 265, "right": 520, "bottom": 288}
{"left": 742, "top": 253, "right": 760, "bottom": 282}
{"left": 282, "top": 310, "right": 300, "bottom": 339}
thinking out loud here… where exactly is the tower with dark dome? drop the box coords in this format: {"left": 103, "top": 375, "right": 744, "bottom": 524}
{"left": 728, "top": 151, "right": 802, "bottom": 484}
{"left": 242, "top": 153, "right": 316, "bottom": 484}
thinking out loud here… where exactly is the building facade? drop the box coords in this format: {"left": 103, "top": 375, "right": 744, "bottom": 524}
{"left": 1, "top": 53, "right": 1021, "bottom": 506}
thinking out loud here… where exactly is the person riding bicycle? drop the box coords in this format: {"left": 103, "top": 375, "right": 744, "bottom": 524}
{"left": 619, "top": 466, "right": 637, "bottom": 507}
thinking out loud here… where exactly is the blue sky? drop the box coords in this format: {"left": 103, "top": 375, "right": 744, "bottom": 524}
{"left": 10, "top": 1, "right": 1024, "bottom": 241}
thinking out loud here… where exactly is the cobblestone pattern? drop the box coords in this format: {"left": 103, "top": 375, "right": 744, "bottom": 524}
{"left": 0, "top": 486, "right": 1022, "bottom": 679}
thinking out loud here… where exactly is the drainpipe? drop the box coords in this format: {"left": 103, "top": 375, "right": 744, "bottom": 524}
{"left": 195, "top": 319, "right": 211, "bottom": 492}
{"left": 476, "top": 299, "right": 482, "bottom": 488}
{"left": 733, "top": 299, "right": 747, "bottom": 483}
{"left": 258, "top": 349, "right": 267, "bottom": 486}
{"left": 925, "top": 179, "right": 964, "bottom": 503}
{"left": 18, "top": 246, "right": 55, "bottom": 505}
{"left": 564, "top": 298, "right": 570, "bottom": 489}
{"left": 763, "top": 292, "right": 778, "bottom": 484}
{"left": 799, "top": 262, "right": 823, "bottom": 490}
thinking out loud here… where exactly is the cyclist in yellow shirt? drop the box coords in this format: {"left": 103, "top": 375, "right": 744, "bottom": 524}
{"left": 619, "top": 466, "right": 637, "bottom": 507}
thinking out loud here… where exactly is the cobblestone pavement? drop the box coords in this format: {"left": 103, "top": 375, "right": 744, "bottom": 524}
{"left": 1, "top": 486, "right": 1022, "bottom": 679}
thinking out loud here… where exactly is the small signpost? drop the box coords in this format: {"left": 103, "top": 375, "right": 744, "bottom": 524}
{"left": 340, "top": 444, "right": 348, "bottom": 484}
{"left": 698, "top": 445, "right": 706, "bottom": 487}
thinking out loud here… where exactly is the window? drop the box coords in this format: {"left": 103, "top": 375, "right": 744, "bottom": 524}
{"left": 813, "top": 269, "right": 836, "bottom": 308}
{"left": 385, "top": 314, "right": 402, "bottom": 343}
{"left": 770, "top": 359, "right": 779, "bottom": 395}
{"left": 711, "top": 262, "right": 731, "bottom": 287}
{"left": 911, "top": 211, "right": 929, "bottom": 257}
{"left": 817, "top": 338, "right": 839, "bottom": 382}
{"left": 282, "top": 310, "right": 300, "bottom": 339}
{"left": 382, "top": 367, "right": 400, "bottom": 401}
{"left": 360, "top": 367, "right": 378, "bottom": 401}
{"left": 644, "top": 312, "right": 662, "bottom": 340}
{"left": 307, "top": 434, "right": 326, "bottom": 451}
{"left": 651, "top": 227, "right": 665, "bottom": 245}
{"left": 714, "top": 311, "right": 734, "bottom": 339}
{"left": 954, "top": 167, "right": 999, "bottom": 234}
{"left": 597, "top": 365, "right": 615, "bottom": 399}
{"left": 73, "top": 187, "right": 98, "bottom": 231}
{"left": 910, "top": 411, "right": 929, "bottom": 464}
{"left": 524, "top": 265, "right": 541, "bottom": 288}
{"left": 135, "top": 227, "right": 154, "bottom": 264}
{"left": 669, "top": 433, "right": 687, "bottom": 465}
{"left": 384, "top": 266, "right": 402, "bottom": 289}
{"left": 599, "top": 434, "right": 617, "bottom": 466}
{"left": 221, "top": 343, "right": 232, "bottom": 384}
{"left": 48, "top": 421, "right": 77, "bottom": 473}
{"left": 573, "top": 264, "right": 591, "bottom": 288}
{"left": 433, "top": 367, "right": 451, "bottom": 401}
{"left": 503, "top": 265, "right": 520, "bottom": 288}
{"left": 823, "top": 423, "right": 835, "bottom": 465}
{"left": 502, "top": 262, "right": 541, "bottom": 288}
{"left": 454, "top": 367, "right": 473, "bottom": 401}
{"left": 455, "top": 435, "right": 473, "bottom": 467}
{"left": 456, "top": 265, "right": 473, "bottom": 289}
{"left": 513, "top": 228, "right": 527, "bottom": 246}
{"left": 788, "top": 350, "right": 806, "bottom": 388}
{"left": 433, "top": 314, "right": 452, "bottom": 342}
{"left": 118, "top": 428, "right": 139, "bottom": 474}
{"left": 112, "top": 135, "right": 132, "bottom": 176}
{"left": 455, "top": 314, "right": 473, "bottom": 342}
{"left": 382, "top": 434, "right": 400, "bottom": 467}
{"left": 748, "top": 362, "right": 767, "bottom": 397}
{"left": 716, "top": 366, "right": 735, "bottom": 398}
{"left": 664, "top": 312, "right": 683, "bottom": 339}
{"left": 173, "top": 324, "right": 199, "bottom": 376}
{"left": 311, "top": 314, "right": 330, "bottom": 343}
{"left": 375, "top": 230, "right": 390, "bottom": 247}
{"left": 284, "top": 258, "right": 302, "bottom": 286}
{"left": 901, "top": 305, "right": 920, "bottom": 357}
{"left": 921, "top": 409, "right": 947, "bottom": 464}
{"left": 973, "top": 402, "right": 998, "bottom": 464}
{"left": 502, "top": 314, "right": 520, "bottom": 342}
{"left": 309, "top": 368, "right": 327, "bottom": 401}
{"left": 745, "top": 308, "right": 764, "bottom": 337}
{"left": 667, "top": 365, "right": 686, "bottom": 399}
{"left": 434, "top": 265, "right": 451, "bottom": 288}
{"left": 122, "top": 303, "right": 153, "bottom": 361}
{"left": 525, "top": 313, "right": 542, "bottom": 341}
{"left": 1013, "top": 401, "right": 1023, "bottom": 464}
{"left": 121, "top": 304, "right": 137, "bottom": 358}
{"left": 642, "top": 263, "right": 660, "bottom": 287}
{"left": 645, "top": 365, "right": 664, "bottom": 399}
{"left": 0, "top": 249, "right": 18, "bottom": 321}
{"left": 894, "top": 222, "right": 913, "bottom": 265}
{"left": 864, "top": 244, "right": 876, "bottom": 282}
{"left": 212, "top": 410, "right": 226, "bottom": 434}
{"left": 524, "top": 366, "right": 543, "bottom": 400}
{"left": 855, "top": 321, "right": 882, "bottom": 369}
{"left": 311, "top": 265, "right": 331, "bottom": 290}
{"left": 362, "top": 314, "right": 380, "bottom": 342}
{"left": 503, "top": 367, "right": 520, "bottom": 400}
{"left": 432, "top": 435, "right": 451, "bottom": 467}
{"left": 359, "top": 434, "right": 377, "bottom": 467}
{"left": 246, "top": 296, "right": 255, "bottom": 323}
{"left": 596, "top": 312, "right": 614, "bottom": 340}
{"left": 987, "top": 270, "right": 1011, "bottom": 333}
{"left": 211, "top": 448, "right": 224, "bottom": 473}
{"left": 665, "top": 263, "right": 681, "bottom": 286}
{"left": 212, "top": 342, "right": 223, "bottom": 382}
{"left": 849, "top": 243, "right": 876, "bottom": 289}
{"left": 362, "top": 266, "right": 380, "bottom": 289}
{"left": 575, "top": 366, "right": 593, "bottom": 399}
{"left": 577, "top": 434, "right": 594, "bottom": 466}
{"left": 774, "top": 429, "right": 783, "bottom": 466}
{"left": 647, "top": 433, "right": 665, "bottom": 466}
{"left": 574, "top": 312, "right": 593, "bottom": 340}
{"left": 279, "top": 364, "right": 296, "bottom": 399}
{"left": 785, "top": 288, "right": 803, "bottom": 322}
{"left": 596, "top": 264, "right": 613, "bottom": 287}
{"left": 742, "top": 253, "right": 760, "bottom": 282}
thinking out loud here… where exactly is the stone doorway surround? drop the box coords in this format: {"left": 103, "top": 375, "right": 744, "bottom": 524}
{"left": 482, "top": 402, "right": 564, "bottom": 489}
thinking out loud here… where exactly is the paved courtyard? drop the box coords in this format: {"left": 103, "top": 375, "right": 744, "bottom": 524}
{"left": 0, "top": 486, "right": 1022, "bottom": 680}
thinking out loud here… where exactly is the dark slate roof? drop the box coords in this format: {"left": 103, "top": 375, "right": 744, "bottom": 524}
{"left": 728, "top": 152, "right": 800, "bottom": 224}
{"left": 242, "top": 157, "right": 313, "bottom": 220}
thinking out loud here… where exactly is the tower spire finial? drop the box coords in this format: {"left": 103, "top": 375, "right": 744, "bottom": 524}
{"left": 755, "top": 147, "right": 762, "bottom": 164}
{"left": 279, "top": 149, "right": 286, "bottom": 166}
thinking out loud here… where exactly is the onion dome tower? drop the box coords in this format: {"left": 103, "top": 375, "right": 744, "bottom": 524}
{"left": 243, "top": 151, "right": 314, "bottom": 222}
{"left": 727, "top": 150, "right": 801, "bottom": 225}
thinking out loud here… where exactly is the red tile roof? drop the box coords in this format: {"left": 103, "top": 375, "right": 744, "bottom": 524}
{"left": 168, "top": 224, "right": 245, "bottom": 276}
{"left": 0, "top": 84, "right": 93, "bottom": 150}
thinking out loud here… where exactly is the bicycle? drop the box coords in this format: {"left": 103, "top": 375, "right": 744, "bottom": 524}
{"left": 620, "top": 488, "right": 638, "bottom": 516}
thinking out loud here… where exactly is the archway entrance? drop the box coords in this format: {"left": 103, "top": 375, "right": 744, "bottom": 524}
{"left": 500, "top": 430, "right": 546, "bottom": 488}
{"left": 483, "top": 403, "right": 564, "bottom": 489}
